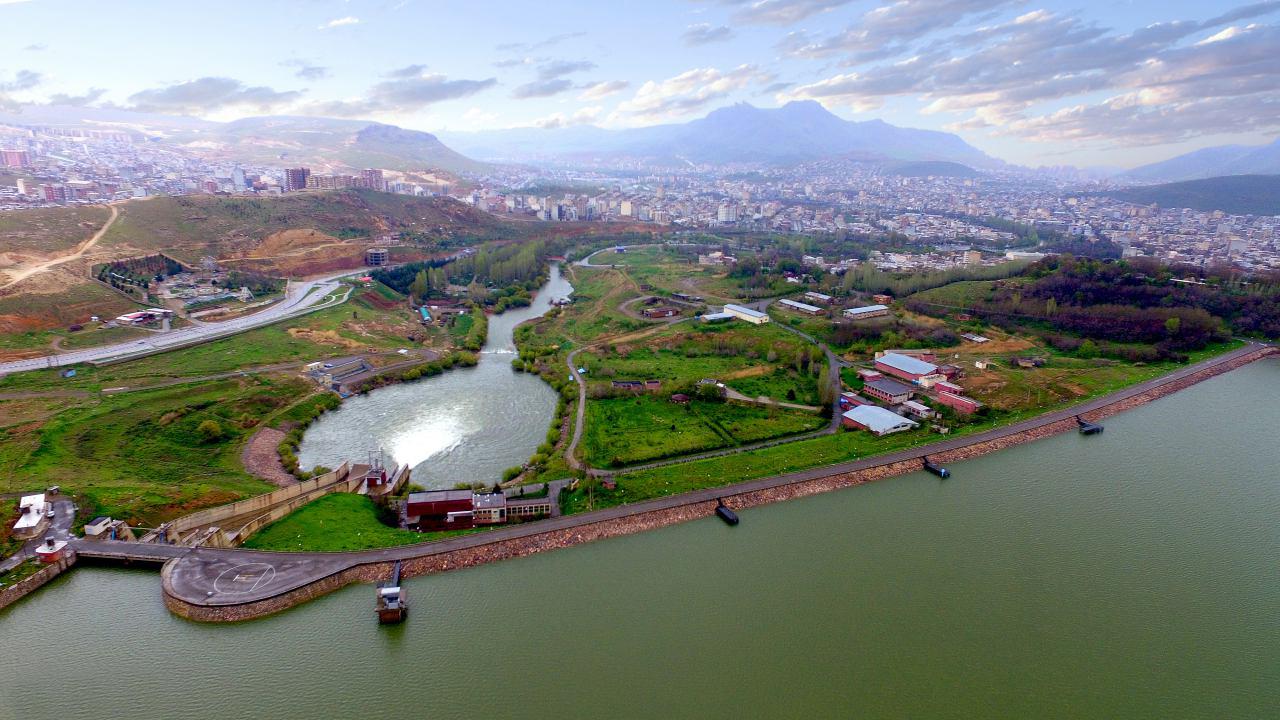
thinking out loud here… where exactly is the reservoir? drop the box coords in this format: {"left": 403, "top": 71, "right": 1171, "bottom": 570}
{"left": 296, "top": 264, "right": 572, "bottom": 488}
{"left": 1, "top": 360, "right": 1277, "bottom": 719}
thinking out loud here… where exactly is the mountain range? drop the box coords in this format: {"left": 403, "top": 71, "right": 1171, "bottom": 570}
{"left": 441, "top": 101, "right": 1001, "bottom": 168}
{"left": 1124, "top": 138, "right": 1280, "bottom": 182}
{"left": 1104, "top": 175, "right": 1280, "bottom": 216}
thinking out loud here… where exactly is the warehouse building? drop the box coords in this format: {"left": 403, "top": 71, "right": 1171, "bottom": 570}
{"left": 841, "top": 405, "right": 919, "bottom": 435}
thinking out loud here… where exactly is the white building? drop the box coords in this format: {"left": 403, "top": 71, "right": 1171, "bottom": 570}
{"left": 722, "top": 304, "right": 769, "bottom": 324}
{"left": 843, "top": 304, "right": 890, "bottom": 320}
{"left": 841, "top": 405, "right": 919, "bottom": 436}
{"left": 13, "top": 493, "right": 49, "bottom": 539}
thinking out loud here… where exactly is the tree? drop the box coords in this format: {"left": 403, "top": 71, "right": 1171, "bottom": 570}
{"left": 196, "top": 419, "right": 225, "bottom": 443}
{"left": 1077, "top": 339, "right": 1099, "bottom": 359}
{"left": 1164, "top": 316, "right": 1181, "bottom": 337}
{"left": 1045, "top": 297, "right": 1058, "bottom": 317}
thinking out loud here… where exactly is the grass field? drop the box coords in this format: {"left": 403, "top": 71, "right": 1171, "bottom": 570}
{"left": 0, "top": 375, "right": 312, "bottom": 525}
{"left": 242, "top": 493, "right": 428, "bottom": 552}
{"left": 0, "top": 205, "right": 112, "bottom": 255}
{"left": 583, "top": 396, "right": 825, "bottom": 468}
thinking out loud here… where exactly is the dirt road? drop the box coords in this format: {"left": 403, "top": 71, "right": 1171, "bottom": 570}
{"left": 0, "top": 203, "right": 119, "bottom": 292}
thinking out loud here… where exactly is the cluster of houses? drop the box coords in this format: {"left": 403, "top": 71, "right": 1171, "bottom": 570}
{"left": 839, "top": 351, "right": 985, "bottom": 436}
{"left": 769, "top": 292, "right": 896, "bottom": 323}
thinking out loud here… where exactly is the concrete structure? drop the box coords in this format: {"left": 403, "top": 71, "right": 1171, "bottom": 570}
{"left": 282, "top": 167, "right": 311, "bottom": 192}
{"left": 779, "top": 298, "right": 823, "bottom": 315}
{"left": 365, "top": 247, "right": 389, "bottom": 266}
{"left": 843, "top": 304, "right": 890, "bottom": 321}
{"left": 723, "top": 304, "right": 769, "bottom": 324}
{"left": 841, "top": 405, "right": 919, "bottom": 435}
{"left": 901, "top": 400, "right": 937, "bottom": 420}
{"left": 875, "top": 352, "right": 939, "bottom": 383}
{"left": 863, "top": 377, "right": 914, "bottom": 405}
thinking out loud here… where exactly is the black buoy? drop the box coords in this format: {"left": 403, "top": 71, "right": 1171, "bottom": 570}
{"left": 922, "top": 456, "right": 950, "bottom": 479}
{"left": 715, "top": 500, "right": 739, "bottom": 526}
{"left": 1076, "top": 416, "right": 1104, "bottom": 435}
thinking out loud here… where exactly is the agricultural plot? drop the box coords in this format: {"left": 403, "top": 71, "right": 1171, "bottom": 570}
{"left": 583, "top": 396, "right": 824, "bottom": 468}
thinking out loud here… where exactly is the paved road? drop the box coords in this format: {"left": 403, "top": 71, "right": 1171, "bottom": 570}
{"left": 0, "top": 271, "right": 358, "bottom": 377}
{"left": 54, "top": 342, "right": 1268, "bottom": 613}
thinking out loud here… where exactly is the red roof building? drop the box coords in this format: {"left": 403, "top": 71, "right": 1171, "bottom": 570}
{"left": 936, "top": 391, "right": 983, "bottom": 415}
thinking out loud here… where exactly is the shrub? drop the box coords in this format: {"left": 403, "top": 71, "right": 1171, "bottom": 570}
{"left": 196, "top": 419, "right": 225, "bottom": 443}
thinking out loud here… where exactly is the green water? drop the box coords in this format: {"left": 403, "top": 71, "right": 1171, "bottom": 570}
{"left": 2, "top": 359, "right": 1278, "bottom": 719}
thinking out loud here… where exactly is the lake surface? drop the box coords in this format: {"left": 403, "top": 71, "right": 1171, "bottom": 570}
{"left": 2, "top": 360, "right": 1277, "bottom": 720}
{"left": 297, "top": 264, "right": 572, "bottom": 488}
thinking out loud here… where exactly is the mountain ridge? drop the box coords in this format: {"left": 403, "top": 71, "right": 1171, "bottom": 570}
{"left": 1124, "top": 138, "right": 1280, "bottom": 182}
{"left": 441, "top": 101, "right": 1001, "bottom": 168}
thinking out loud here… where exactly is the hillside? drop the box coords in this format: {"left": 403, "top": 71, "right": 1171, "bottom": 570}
{"left": 207, "top": 117, "right": 489, "bottom": 175}
{"left": 882, "top": 160, "right": 979, "bottom": 178}
{"left": 1106, "top": 175, "right": 1280, "bottom": 216}
{"left": 1125, "top": 138, "right": 1280, "bottom": 182}
{"left": 443, "top": 101, "right": 999, "bottom": 168}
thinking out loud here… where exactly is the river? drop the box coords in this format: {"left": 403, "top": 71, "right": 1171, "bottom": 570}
{"left": 1, "top": 358, "right": 1277, "bottom": 718}
{"left": 296, "top": 264, "right": 573, "bottom": 488}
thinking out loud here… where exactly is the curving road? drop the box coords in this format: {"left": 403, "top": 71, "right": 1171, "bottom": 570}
{"left": 0, "top": 271, "right": 358, "bottom": 377}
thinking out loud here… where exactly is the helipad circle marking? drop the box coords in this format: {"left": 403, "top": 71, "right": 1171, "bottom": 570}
{"left": 212, "top": 562, "right": 277, "bottom": 594}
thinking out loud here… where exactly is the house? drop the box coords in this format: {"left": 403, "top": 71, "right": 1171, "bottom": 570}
{"left": 901, "top": 400, "right": 937, "bottom": 420}
{"left": 863, "top": 377, "right": 914, "bottom": 405}
{"left": 701, "top": 312, "right": 734, "bottom": 323}
{"left": 974, "top": 359, "right": 993, "bottom": 370}
{"left": 723, "top": 304, "right": 769, "bottom": 324}
{"left": 670, "top": 393, "right": 692, "bottom": 404}
{"left": 642, "top": 306, "right": 679, "bottom": 319}
{"left": 875, "top": 352, "right": 939, "bottom": 383}
{"left": 856, "top": 368, "right": 883, "bottom": 382}
{"left": 843, "top": 304, "right": 889, "bottom": 321}
{"left": 1012, "top": 357, "right": 1046, "bottom": 369}
{"left": 471, "top": 493, "right": 508, "bottom": 525}
{"left": 82, "top": 516, "right": 134, "bottom": 542}
{"left": 405, "top": 490, "right": 476, "bottom": 531}
{"left": 838, "top": 392, "right": 873, "bottom": 410}
{"left": 779, "top": 298, "right": 823, "bottom": 315}
{"left": 937, "top": 364, "right": 964, "bottom": 380}
{"left": 841, "top": 405, "right": 919, "bottom": 435}
{"left": 936, "top": 391, "right": 983, "bottom": 415}
{"left": 804, "top": 291, "right": 834, "bottom": 305}
{"left": 34, "top": 537, "right": 68, "bottom": 563}
{"left": 935, "top": 380, "right": 965, "bottom": 395}
{"left": 961, "top": 333, "right": 991, "bottom": 343}
{"left": 12, "top": 494, "right": 49, "bottom": 540}
{"left": 872, "top": 294, "right": 893, "bottom": 305}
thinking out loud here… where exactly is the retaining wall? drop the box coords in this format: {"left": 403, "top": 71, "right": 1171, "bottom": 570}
{"left": 165, "top": 346, "right": 1276, "bottom": 622}
{"left": 169, "top": 462, "right": 353, "bottom": 535}
{"left": 0, "top": 553, "right": 76, "bottom": 614}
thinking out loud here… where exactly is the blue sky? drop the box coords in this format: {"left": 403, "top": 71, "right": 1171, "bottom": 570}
{"left": 2, "top": 0, "right": 1278, "bottom": 167}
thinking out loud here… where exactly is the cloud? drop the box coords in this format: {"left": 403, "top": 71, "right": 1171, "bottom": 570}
{"left": 610, "top": 65, "right": 774, "bottom": 123}
{"left": 532, "top": 106, "right": 603, "bottom": 129}
{"left": 778, "top": 0, "right": 1021, "bottom": 62}
{"left": 127, "top": 77, "right": 302, "bottom": 114}
{"left": 578, "top": 80, "right": 630, "bottom": 100}
{"left": 23, "top": 43, "right": 46, "bottom": 51}
{"left": 781, "top": 8, "right": 1280, "bottom": 147}
{"left": 281, "top": 60, "right": 329, "bottom": 80}
{"left": 714, "top": 0, "right": 853, "bottom": 25}
{"left": 682, "top": 23, "right": 734, "bottom": 45}
{"left": 512, "top": 78, "right": 573, "bottom": 99}
{"left": 318, "top": 16, "right": 359, "bottom": 30}
{"left": 305, "top": 70, "right": 497, "bottom": 116}
{"left": 536, "top": 59, "right": 595, "bottom": 80}
{"left": 495, "top": 31, "right": 585, "bottom": 52}
{"left": 0, "top": 69, "right": 41, "bottom": 92}
{"left": 46, "top": 88, "right": 107, "bottom": 106}
{"left": 386, "top": 64, "right": 428, "bottom": 79}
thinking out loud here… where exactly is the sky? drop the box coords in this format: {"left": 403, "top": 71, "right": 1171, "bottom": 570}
{"left": 1, "top": 0, "right": 1278, "bottom": 168}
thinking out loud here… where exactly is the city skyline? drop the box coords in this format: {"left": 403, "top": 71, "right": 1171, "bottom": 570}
{"left": 1, "top": 0, "right": 1278, "bottom": 168}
